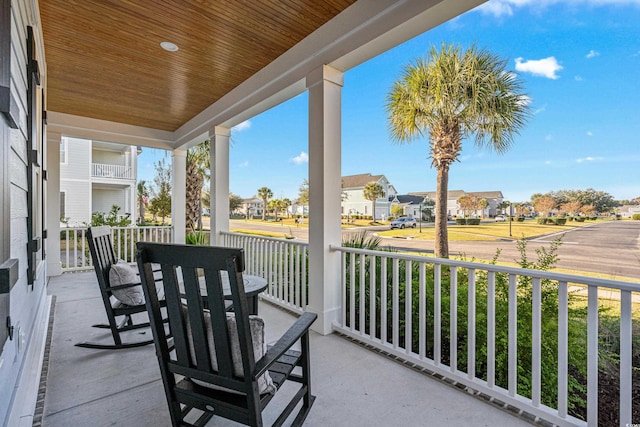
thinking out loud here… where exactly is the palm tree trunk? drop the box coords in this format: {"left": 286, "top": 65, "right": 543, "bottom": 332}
{"left": 435, "top": 165, "right": 449, "bottom": 258}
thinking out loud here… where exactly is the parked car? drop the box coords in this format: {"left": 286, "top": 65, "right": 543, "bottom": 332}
{"left": 494, "top": 215, "right": 506, "bottom": 222}
{"left": 390, "top": 216, "right": 417, "bottom": 229}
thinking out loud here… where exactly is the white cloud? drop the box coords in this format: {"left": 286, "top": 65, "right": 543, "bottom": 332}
{"left": 534, "top": 104, "right": 547, "bottom": 114}
{"left": 515, "top": 57, "right": 563, "bottom": 79}
{"left": 290, "top": 152, "right": 309, "bottom": 165}
{"left": 545, "top": 134, "right": 553, "bottom": 141}
{"left": 239, "top": 161, "right": 249, "bottom": 168}
{"left": 586, "top": 50, "right": 600, "bottom": 59}
{"left": 574, "top": 75, "right": 583, "bottom": 81}
{"left": 476, "top": 0, "right": 640, "bottom": 18}
{"left": 586, "top": 131, "right": 593, "bottom": 136}
{"left": 475, "top": 1, "right": 515, "bottom": 17}
{"left": 233, "top": 120, "right": 251, "bottom": 131}
{"left": 576, "top": 156, "right": 604, "bottom": 163}
{"left": 544, "top": 160, "right": 552, "bottom": 165}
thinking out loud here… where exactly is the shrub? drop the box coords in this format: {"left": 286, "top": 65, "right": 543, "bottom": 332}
{"left": 589, "top": 216, "right": 598, "bottom": 221}
{"left": 185, "top": 229, "right": 208, "bottom": 245}
{"left": 456, "top": 218, "right": 466, "bottom": 225}
{"left": 536, "top": 217, "right": 548, "bottom": 224}
{"left": 551, "top": 217, "right": 567, "bottom": 225}
{"left": 575, "top": 216, "right": 585, "bottom": 222}
{"left": 466, "top": 218, "right": 481, "bottom": 225}
{"left": 517, "top": 216, "right": 525, "bottom": 222}
{"left": 91, "top": 205, "right": 131, "bottom": 227}
{"left": 633, "top": 214, "right": 640, "bottom": 220}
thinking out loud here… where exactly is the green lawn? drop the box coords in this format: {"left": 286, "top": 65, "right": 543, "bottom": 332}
{"left": 378, "top": 218, "right": 613, "bottom": 241}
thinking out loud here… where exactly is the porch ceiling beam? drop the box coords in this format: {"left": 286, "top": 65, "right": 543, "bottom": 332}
{"left": 47, "top": 112, "right": 174, "bottom": 149}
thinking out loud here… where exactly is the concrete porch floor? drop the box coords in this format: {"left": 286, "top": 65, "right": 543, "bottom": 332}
{"left": 40, "top": 271, "right": 533, "bottom": 427}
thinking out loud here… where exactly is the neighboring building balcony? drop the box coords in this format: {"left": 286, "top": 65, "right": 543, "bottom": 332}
{"left": 91, "top": 162, "right": 135, "bottom": 180}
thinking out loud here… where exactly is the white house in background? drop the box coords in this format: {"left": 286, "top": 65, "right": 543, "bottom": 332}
{"left": 341, "top": 173, "right": 397, "bottom": 220}
{"left": 239, "top": 197, "right": 265, "bottom": 219}
{"left": 618, "top": 205, "right": 640, "bottom": 218}
{"left": 408, "top": 190, "right": 504, "bottom": 218}
{"left": 60, "top": 137, "right": 139, "bottom": 226}
{"left": 388, "top": 194, "right": 431, "bottom": 219}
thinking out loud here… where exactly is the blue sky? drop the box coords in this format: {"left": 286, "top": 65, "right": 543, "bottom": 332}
{"left": 138, "top": 0, "right": 640, "bottom": 203}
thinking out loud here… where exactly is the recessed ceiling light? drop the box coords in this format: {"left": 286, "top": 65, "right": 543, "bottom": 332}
{"left": 160, "top": 41, "right": 179, "bottom": 52}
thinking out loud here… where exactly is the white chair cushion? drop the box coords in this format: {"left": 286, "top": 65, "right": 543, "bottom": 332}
{"left": 185, "top": 308, "right": 276, "bottom": 395}
{"left": 108, "top": 260, "right": 145, "bottom": 306}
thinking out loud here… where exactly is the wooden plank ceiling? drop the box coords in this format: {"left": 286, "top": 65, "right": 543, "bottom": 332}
{"left": 39, "top": 0, "right": 356, "bottom": 132}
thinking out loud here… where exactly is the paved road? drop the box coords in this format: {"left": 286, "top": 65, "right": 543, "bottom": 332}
{"left": 230, "top": 220, "right": 640, "bottom": 280}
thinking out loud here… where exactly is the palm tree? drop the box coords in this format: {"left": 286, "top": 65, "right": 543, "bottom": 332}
{"left": 186, "top": 140, "right": 210, "bottom": 230}
{"left": 386, "top": 43, "right": 530, "bottom": 257}
{"left": 363, "top": 181, "right": 384, "bottom": 221}
{"left": 257, "top": 187, "right": 273, "bottom": 221}
{"left": 137, "top": 180, "right": 149, "bottom": 224}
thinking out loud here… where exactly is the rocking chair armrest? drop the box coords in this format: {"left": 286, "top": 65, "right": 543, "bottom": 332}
{"left": 106, "top": 281, "right": 142, "bottom": 292}
{"left": 254, "top": 311, "right": 317, "bottom": 378}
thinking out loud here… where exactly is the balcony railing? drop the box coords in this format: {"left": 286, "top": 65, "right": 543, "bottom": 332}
{"left": 58, "top": 228, "right": 637, "bottom": 425}
{"left": 91, "top": 163, "right": 134, "bottom": 180}
{"left": 331, "top": 245, "right": 637, "bottom": 426}
{"left": 221, "top": 231, "right": 308, "bottom": 314}
{"left": 60, "top": 226, "right": 173, "bottom": 272}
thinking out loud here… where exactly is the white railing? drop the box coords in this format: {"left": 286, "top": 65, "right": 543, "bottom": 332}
{"left": 60, "top": 226, "right": 173, "bottom": 272}
{"left": 331, "top": 245, "right": 637, "bottom": 426}
{"left": 221, "top": 231, "right": 308, "bottom": 314}
{"left": 91, "top": 163, "right": 134, "bottom": 180}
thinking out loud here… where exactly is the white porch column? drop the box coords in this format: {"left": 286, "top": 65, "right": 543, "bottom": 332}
{"left": 306, "top": 65, "right": 343, "bottom": 335}
{"left": 130, "top": 146, "right": 138, "bottom": 224}
{"left": 210, "top": 126, "right": 230, "bottom": 246}
{"left": 172, "top": 149, "right": 187, "bottom": 243}
{"left": 46, "top": 131, "right": 62, "bottom": 276}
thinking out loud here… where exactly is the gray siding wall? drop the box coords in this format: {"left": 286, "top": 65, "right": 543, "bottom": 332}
{"left": 93, "top": 148, "right": 124, "bottom": 165}
{"left": 62, "top": 180, "right": 92, "bottom": 225}
{"left": 61, "top": 137, "right": 91, "bottom": 180}
{"left": 0, "top": 1, "right": 49, "bottom": 424}
{"left": 93, "top": 188, "right": 127, "bottom": 216}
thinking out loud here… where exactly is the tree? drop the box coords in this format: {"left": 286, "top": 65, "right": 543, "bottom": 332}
{"left": 257, "top": 187, "right": 273, "bottom": 221}
{"left": 386, "top": 43, "right": 530, "bottom": 257}
{"left": 298, "top": 179, "right": 309, "bottom": 206}
{"left": 541, "top": 188, "right": 616, "bottom": 213}
{"left": 363, "top": 181, "right": 384, "bottom": 221}
{"left": 580, "top": 204, "right": 596, "bottom": 216}
{"left": 282, "top": 198, "right": 292, "bottom": 218}
{"left": 268, "top": 199, "right": 286, "bottom": 222}
{"left": 560, "top": 201, "right": 582, "bottom": 216}
{"left": 391, "top": 204, "right": 404, "bottom": 217}
{"left": 186, "top": 140, "right": 210, "bottom": 230}
{"left": 457, "top": 195, "right": 476, "bottom": 218}
{"left": 534, "top": 196, "right": 556, "bottom": 217}
{"left": 229, "top": 193, "right": 243, "bottom": 214}
{"left": 497, "top": 201, "right": 510, "bottom": 215}
{"left": 477, "top": 198, "right": 488, "bottom": 218}
{"left": 137, "top": 180, "right": 150, "bottom": 223}
{"left": 150, "top": 158, "right": 172, "bottom": 223}
{"left": 630, "top": 196, "right": 640, "bottom": 205}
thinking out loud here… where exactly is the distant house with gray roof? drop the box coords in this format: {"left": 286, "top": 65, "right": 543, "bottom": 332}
{"left": 341, "top": 173, "right": 397, "bottom": 219}
{"left": 408, "top": 190, "right": 504, "bottom": 218}
{"left": 618, "top": 205, "right": 640, "bottom": 218}
{"left": 340, "top": 171, "right": 504, "bottom": 220}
